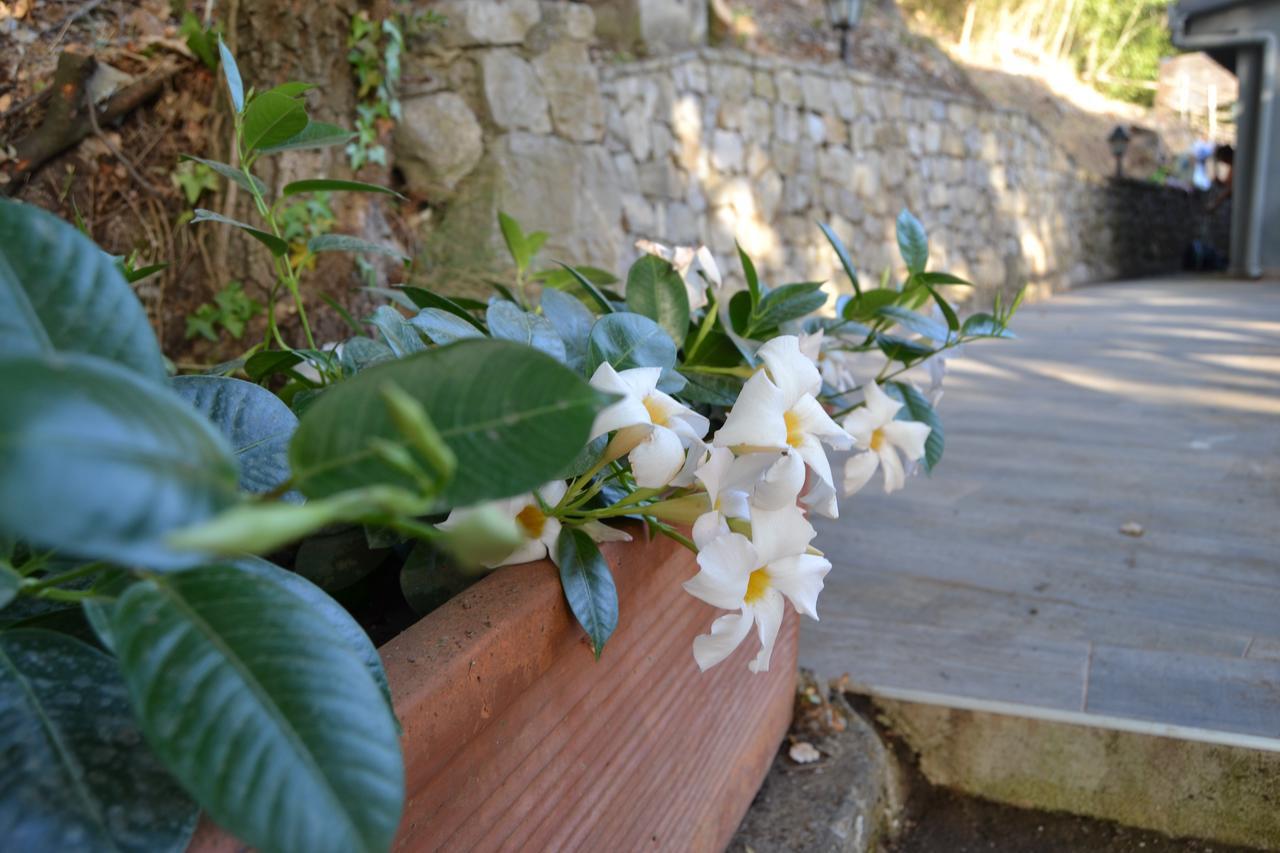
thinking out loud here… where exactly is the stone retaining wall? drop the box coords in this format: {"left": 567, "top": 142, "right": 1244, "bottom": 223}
{"left": 397, "top": 1, "right": 1207, "bottom": 299}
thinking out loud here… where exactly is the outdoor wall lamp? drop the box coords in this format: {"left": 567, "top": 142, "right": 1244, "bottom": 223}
{"left": 825, "top": 0, "right": 864, "bottom": 64}
{"left": 1108, "top": 125, "right": 1131, "bottom": 179}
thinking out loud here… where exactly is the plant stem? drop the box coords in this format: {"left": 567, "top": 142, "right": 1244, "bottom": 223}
{"left": 22, "top": 561, "right": 109, "bottom": 593}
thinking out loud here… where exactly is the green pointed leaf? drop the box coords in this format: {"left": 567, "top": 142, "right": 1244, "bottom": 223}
{"left": 0, "top": 200, "right": 166, "bottom": 381}
{"left": 913, "top": 271, "right": 972, "bottom": 287}
{"left": 555, "top": 528, "right": 618, "bottom": 659}
{"left": 0, "top": 629, "right": 199, "bottom": 852}
{"left": 409, "top": 308, "right": 484, "bottom": 346}
{"left": 896, "top": 209, "right": 929, "bottom": 275}
{"left": 818, "top": 222, "right": 861, "bottom": 296}
{"left": 217, "top": 38, "right": 243, "bottom": 113}
{"left": 245, "top": 349, "right": 303, "bottom": 381}
{"left": 0, "top": 564, "right": 17, "bottom": 610}
{"left": 540, "top": 287, "right": 595, "bottom": 373}
{"left": 554, "top": 262, "right": 616, "bottom": 313}
{"left": 179, "top": 155, "right": 266, "bottom": 195}
{"left": 486, "top": 300, "right": 566, "bottom": 361}
{"left": 961, "top": 312, "right": 1017, "bottom": 339}
{"left": 242, "top": 91, "right": 308, "bottom": 152}
{"left": 173, "top": 376, "right": 298, "bottom": 497}
{"left": 926, "top": 285, "right": 960, "bottom": 332}
{"left": 625, "top": 254, "right": 690, "bottom": 347}
{"left": 262, "top": 82, "right": 315, "bottom": 99}
{"left": 876, "top": 334, "right": 935, "bottom": 363}
{"left": 256, "top": 121, "right": 355, "bottom": 154}
{"left": 308, "top": 234, "right": 408, "bottom": 261}
{"left": 109, "top": 564, "right": 403, "bottom": 853}
{"left": 498, "top": 211, "right": 533, "bottom": 273}
{"left": 293, "top": 525, "right": 389, "bottom": 593}
{"left": 876, "top": 305, "right": 949, "bottom": 343}
{"left": 289, "top": 340, "right": 612, "bottom": 508}
{"left": 369, "top": 305, "right": 425, "bottom": 357}
{"left": 191, "top": 209, "right": 288, "bottom": 257}
{"left": 586, "top": 311, "right": 684, "bottom": 393}
{"left": 399, "top": 287, "right": 487, "bottom": 330}
{"left": 120, "top": 261, "right": 169, "bottom": 284}
{"left": 282, "top": 179, "right": 403, "bottom": 199}
{"left": 887, "top": 381, "right": 944, "bottom": 472}
{"left": 841, "top": 288, "right": 899, "bottom": 323}
{"left": 749, "top": 282, "right": 828, "bottom": 334}
{"left": 737, "top": 243, "right": 762, "bottom": 307}
{"left": 339, "top": 336, "right": 396, "bottom": 374}
{"left": 0, "top": 354, "right": 240, "bottom": 570}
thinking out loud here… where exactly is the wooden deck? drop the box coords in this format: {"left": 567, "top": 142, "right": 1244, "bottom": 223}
{"left": 803, "top": 278, "right": 1280, "bottom": 746}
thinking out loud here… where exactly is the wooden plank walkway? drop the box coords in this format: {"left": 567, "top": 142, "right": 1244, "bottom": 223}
{"left": 803, "top": 278, "right": 1280, "bottom": 745}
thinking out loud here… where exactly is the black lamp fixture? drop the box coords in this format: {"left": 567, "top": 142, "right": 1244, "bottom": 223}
{"left": 1108, "top": 125, "right": 1131, "bottom": 179}
{"left": 825, "top": 0, "right": 865, "bottom": 64}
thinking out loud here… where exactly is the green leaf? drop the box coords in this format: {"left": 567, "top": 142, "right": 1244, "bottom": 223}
{"left": 191, "top": 209, "right": 288, "bottom": 257}
{"left": 120, "top": 261, "right": 169, "bottom": 284}
{"left": 289, "top": 340, "right": 612, "bottom": 508}
{"left": 749, "top": 282, "right": 828, "bottom": 334}
{"left": 540, "top": 287, "right": 595, "bottom": 373}
{"left": 817, "top": 222, "right": 861, "bottom": 296}
{"left": 308, "top": 233, "right": 408, "bottom": 261}
{"left": 263, "top": 82, "right": 316, "bottom": 99}
{"left": 293, "top": 525, "right": 388, "bottom": 592}
{"left": 896, "top": 209, "right": 929, "bottom": 275}
{"left": 677, "top": 370, "right": 743, "bottom": 406}
{"left": 0, "top": 200, "right": 166, "bottom": 381}
{"left": 339, "top": 336, "right": 395, "bottom": 374}
{"left": 179, "top": 155, "right": 266, "bottom": 195}
{"left": 399, "top": 287, "right": 487, "bottom": 330}
{"left": 242, "top": 91, "right": 308, "bottom": 152}
{"left": 876, "top": 334, "right": 935, "bottom": 363}
{"left": 173, "top": 375, "right": 298, "bottom": 497}
{"left": 555, "top": 528, "right": 618, "bottom": 659}
{"left": 409, "top": 308, "right": 483, "bottom": 346}
{"left": 554, "top": 262, "right": 616, "bottom": 314}
{"left": 887, "top": 381, "right": 944, "bottom": 472}
{"left": 282, "top": 179, "right": 403, "bottom": 199}
{"left": 586, "top": 312, "right": 685, "bottom": 392}
{"left": 0, "top": 629, "right": 199, "bottom": 852}
{"left": 245, "top": 349, "right": 303, "bottom": 381}
{"left": 913, "top": 271, "right": 972, "bottom": 287}
{"left": 368, "top": 305, "right": 426, "bottom": 358}
{"left": 486, "top": 299, "right": 566, "bottom": 361}
{"left": 625, "top": 254, "right": 690, "bottom": 347}
{"left": 256, "top": 121, "right": 355, "bottom": 154}
{"left": 737, "top": 243, "right": 762, "bottom": 307}
{"left": 0, "top": 354, "right": 240, "bottom": 570}
{"left": 109, "top": 565, "right": 403, "bottom": 853}
{"left": 217, "top": 37, "right": 244, "bottom": 113}
{"left": 842, "top": 288, "right": 899, "bottom": 323}
{"left": 961, "top": 312, "right": 1017, "bottom": 339}
{"left": 498, "top": 211, "right": 533, "bottom": 273}
{"left": 0, "top": 563, "right": 20, "bottom": 610}
{"left": 876, "top": 305, "right": 949, "bottom": 343}
{"left": 399, "top": 542, "right": 470, "bottom": 616}
{"left": 926, "top": 285, "right": 960, "bottom": 332}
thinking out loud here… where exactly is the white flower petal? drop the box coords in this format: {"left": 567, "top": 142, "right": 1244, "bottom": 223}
{"left": 538, "top": 515, "right": 564, "bottom": 556}
{"left": 796, "top": 434, "right": 836, "bottom": 498}
{"left": 863, "top": 380, "right": 903, "bottom": 422}
{"left": 683, "top": 532, "right": 756, "bottom": 609}
{"left": 841, "top": 408, "right": 881, "bottom": 446}
{"left": 758, "top": 336, "right": 821, "bottom": 404}
{"left": 714, "top": 371, "right": 788, "bottom": 448}
{"left": 788, "top": 394, "right": 852, "bottom": 449}
{"left": 629, "top": 424, "right": 686, "bottom": 488}
{"left": 747, "top": 589, "right": 786, "bottom": 673}
{"left": 768, "top": 554, "right": 831, "bottom": 619}
{"left": 695, "top": 245, "right": 722, "bottom": 288}
{"left": 669, "top": 439, "right": 709, "bottom": 488}
{"left": 692, "top": 511, "right": 729, "bottom": 548}
{"left": 882, "top": 420, "right": 932, "bottom": 462}
{"left": 719, "top": 490, "right": 752, "bottom": 520}
{"left": 695, "top": 445, "right": 736, "bottom": 503}
{"left": 800, "top": 474, "right": 840, "bottom": 519}
{"left": 493, "top": 538, "right": 548, "bottom": 568}
{"left": 537, "top": 480, "right": 568, "bottom": 506}
{"left": 879, "top": 446, "right": 906, "bottom": 493}
{"left": 692, "top": 612, "right": 754, "bottom": 671}
{"left": 589, "top": 363, "right": 651, "bottom": 439}
{"left": 798, "top": 330, "right": 824, "bottom": 362}
{"left": 752, "top": 450, "right": 806, "bottom": 511}
{"left": 842, "top": 451, "right": 880, "bottom": 496}
{"left": 750, "top": 504, "right": 816, "bottom": 565}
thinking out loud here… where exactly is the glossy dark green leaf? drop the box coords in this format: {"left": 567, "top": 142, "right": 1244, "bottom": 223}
{"left": 293, "top": 526, "right": 388, "bottom": 592}
{"left": 540, "top": 287, "right": 595, "bottom": 373}
{"left": 369, "top": 305, "right": 426, "bottom": 358}
{"left": 913, "top": 271, "right": 972, "bottom": 287}
{"left": 339, "top": 336, "right": 395, "bottom": 374}
{"left": 109, "top": 565, "right": 403, "bottom": 853}
{"left": 818, "top": 222, "right": 861, "bottom": 296}
{"left": 0, "top": 563, "right": 20, "bottom": 609}
{"left": 728, "top": 290, "right": 753, "bottom": 336}
{"left": 120, "top": 261, "right": 169, "bottom": 284}
{"left": 876, "top": 334, "right": 935, "bottom": 363}
{"left": 678, "top": 370, "right": 743, "bottom": 406}
{"left": 217, "top": 37, "right": 243, "bottom": 113}
{"left": 172, "top": 375, "right": 298, "bottom": 496}
{"left": 842, "top": 288, "right": 899, "bottom": 323}
{"left": 308, "top": 234, "right": 408, "bottom": 261}
{"left": 179, "top": 155, "right": 266, "bottom": 195}
{"left": 498, "top": 211, "right": 546, "bottom": 274}
{"left": 0, "top": 629, "right": 199, "bottom": 852}
{"left": 555, "top": 528, "right": 618, "bottom": 659}
{"left": 555, "top": 262, "right": 616, "bottom": 313}
{"left": 749, "top": 282, "right": 828, "bottom": 334}
{"left": 242, "top": 91, "right": 308, "bottom": 152}
{"left": 926, "top": 285, "right": 960, "bottom": 332}
{"left": 876, "top": 305, "right": 949, "bottom": 343}
{"left": 737, "top": 243, "right": 762, "bottom": 307}
{"left": 256, "top": 121, "right": 355, "bottom": 154}
{"left": 896, "top": 209, "right": 929, "bottom": 275}
{"left": 0, "top": 200, "right": 166, "bottom": 381}
{"left": 290, "top": 340, "right": 612, "bottom": 508}
{"left": 245, "top": 349, "right": 303, "bottom": 381}
{"left": 191, "top": 209, "right": 288, "bottom": 256}
{"left": 586, "top": 312, "right": 684, "bottom": 393}
{"left": 888, "top": 381, "right": 944, "bottom": 472}
{"left": 262, "top": 82, "right": 315, "bottom": 99}
{"left": 0, "top": 354, "right": 240, "bottom": 570}
{"left": 399, "top": 287, "right": 487, "bottom": 331}
{"left": 282, "top": 179, "right": 403, "bottom": 199}
{"left": 625, "top": 254, "right": 690, "bottom": 347}
{"left": 486, "top": 300, "right": 566, "bottom": 361}
{"left": 961, "top": 312, "right": 1017, "bottom": 339}
{"left": 409, "top": 307, "right": 484, "bottom": 346}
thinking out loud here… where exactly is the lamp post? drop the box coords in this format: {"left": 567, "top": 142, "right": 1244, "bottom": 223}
{"left": 1108, "top": 125, "right": 1131, "bottom": 180}
{"left": 825, "top": 0, "right": 864, "bottom": 65}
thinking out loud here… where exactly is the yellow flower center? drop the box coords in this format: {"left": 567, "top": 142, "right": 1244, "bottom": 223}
{"left": 869, "top": 428, "right": 885, "bottom": 452}
{"left": 744, "top": 567, "right": 771, "bottom": 604}
{"left": 783, "top": 410, "right": 804, "bottom": 448}
{"left": 515, "top": 504, "right": 546, "bottom": 539}
{"left": 643, "top": 395, "right": 669, "bottom": 426}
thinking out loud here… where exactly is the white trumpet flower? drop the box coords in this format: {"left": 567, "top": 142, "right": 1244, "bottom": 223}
{"left": 798, "top": 330, "right": 859, "bottom": 394}
{"left": 691, "top": 446, "right": 806, "bottom": 546}
{"left": 841, "top": 381, "right": 932, "bottom": 495}
{"left": 713, "top": 336, "right": 850, "bottom": 516}
{"left": 589, "top": 363, "right": 710, "bottom": 488}
{"left": 682, "top": 505, "right": 831, "bottom": 673}
{"left": 635, "top": 239, "right": 722, "bottom": 312}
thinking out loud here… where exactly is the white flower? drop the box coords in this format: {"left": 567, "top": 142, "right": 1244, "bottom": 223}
{"left": 682, "top": 505, "right": 831, "bottom": 673}
{"left": 636, "top": 239, "right": 722, "bottom": 312}
{"left": 713, "top": 336, "right": 851, "bottom": 516}
{"left": 840, "top": 381, "right": 932, "bottom": 495}
{"left": 691, "top": 446, "right": 805, "bottom": 546}
{"left": 799, "top": 330, "right": 859, "bottom": 394}
{"left": 589, "top": 363, "right": 710, "bottom": 488}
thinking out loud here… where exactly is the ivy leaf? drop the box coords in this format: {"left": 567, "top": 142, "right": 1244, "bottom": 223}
{"left": 887, "top": 381, "right": 944, "bottom": 472}
{"left": 555, "top": 527, "right": 618, "bottom": 659}
{"left": 0, "top": 200, "right": 167, "bottom": 381}
{"left": 896, "top": 209, "right": 929, "bottom": 275}
{"left": 109, "top": 564, "right": 403, "bottom": 853}
{"left": 242, "top": 91, "right": 308, "bottom": 152}
{"left": 486, "top": 299, "right": 566, "bottom": 361}
{"left": 625, "top": 254, "right": 690, "bottom": 348}
{"left": 0, "top": 629, "right": 199, "bottom": 852}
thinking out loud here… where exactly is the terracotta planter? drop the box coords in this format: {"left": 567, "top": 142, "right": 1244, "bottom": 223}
{"left": 190, "top": 533, "right": 797, "bottom": 852}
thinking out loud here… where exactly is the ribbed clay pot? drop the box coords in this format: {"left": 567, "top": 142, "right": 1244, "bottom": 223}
{"left": 188, "top": 532, "right": 797, "bottom": 851}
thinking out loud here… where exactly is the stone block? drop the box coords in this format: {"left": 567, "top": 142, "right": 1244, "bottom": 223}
{"left": 801, "top": 73, "right": 833, "bottom": 112}
{"left": 394, "top": 92, "right": 485, "bottom": 195}
{"left": 621, "top": 192, "right": 655, "bottom": 234}
{"left": 435, "top": 0, "right": 541, "bottom": 46}
{"left": 711, "top": 130, "right": 745, "bottom": 173}
{"left": 591, "top": 0, "right": 707, "bottom": 55}
{"left": 805, "top": 113, "right": 827, "bottom": 144}
{"left": 533, "top": 42, "right": 605, "bottom": 142}
{"left": 538, "top": 1, "right": 595, "bottom": 41}
{"left": 818, "top": 146, "right": 853, "bottom": 184}
{"left": 710, "top": 63, "right": 753, "bottom": 102}
{"left": 754, "top": 70, "right": 777, "bottom": 100}
{"left": 481, "top": 50, "right": 551, "bottom": 133}
{"left": 776, "top": 70, "right": 802, "bottom": 106}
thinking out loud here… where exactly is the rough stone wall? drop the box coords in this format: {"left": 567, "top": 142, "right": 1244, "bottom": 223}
{"left": 396, "top": 1, "right": 1206, "bottom": 299}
